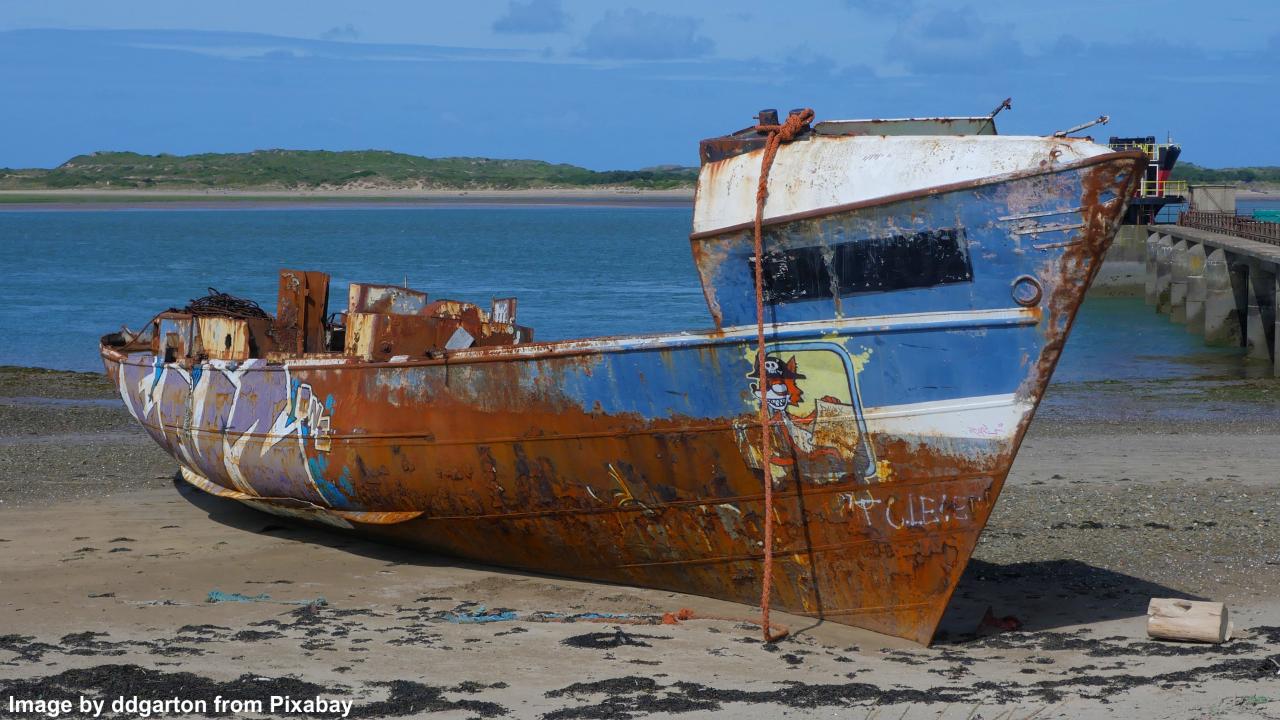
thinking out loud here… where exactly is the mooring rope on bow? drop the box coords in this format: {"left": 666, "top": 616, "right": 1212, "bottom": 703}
{"left": 752, "top": 108, "right": 814, "bottom": 643}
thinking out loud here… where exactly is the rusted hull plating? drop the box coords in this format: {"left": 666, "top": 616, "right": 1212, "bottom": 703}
{"left": 101, "top": 152, "right": 1143, "bottom": 644}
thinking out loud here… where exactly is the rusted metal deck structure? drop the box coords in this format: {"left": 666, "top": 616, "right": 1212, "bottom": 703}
{"left": 101, "top": 112, "right": 1145, "bottom": 644}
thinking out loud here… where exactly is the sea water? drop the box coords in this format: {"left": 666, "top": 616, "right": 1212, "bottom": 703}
{"left": 0, "top": 206, "right": 706, "bottom": 371}
{"left": 0, "top": 205, "right": 1269, "bottom": 382}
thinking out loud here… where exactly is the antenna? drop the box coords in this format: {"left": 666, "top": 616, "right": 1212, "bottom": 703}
{"left": 1053, "top": 115, "right": 1109, "bottom": 138}
{"left": 981, "top": 97, "right": 1012, "bottom": 134}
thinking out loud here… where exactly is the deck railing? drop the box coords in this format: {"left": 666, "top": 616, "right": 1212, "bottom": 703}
{"left": 1138, "top": 179, "right": 1187, "bottom": 198}
{"left": 1178, "top": 211, "right": 1280, "bottom": 246}
{"left": 1109, "top": 141, "right": 1177, "bottom": 159}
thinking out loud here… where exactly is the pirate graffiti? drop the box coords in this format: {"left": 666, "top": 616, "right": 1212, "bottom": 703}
{"left": 734, "top": 348, "right": 877, "bottom": 486}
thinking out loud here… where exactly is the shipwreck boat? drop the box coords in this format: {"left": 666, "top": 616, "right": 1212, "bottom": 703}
{"left": 101, "top": 110, "right": 1145, "bottom": 644}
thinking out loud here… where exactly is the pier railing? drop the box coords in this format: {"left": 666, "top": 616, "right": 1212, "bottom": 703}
{"left": 1178, "top": 211, "right": 1280, "bottom": 246}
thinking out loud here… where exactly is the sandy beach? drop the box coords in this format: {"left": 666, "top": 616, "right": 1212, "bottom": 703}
{"left": 2, "top": 365, "right": 1279, "bottom": 719}
{"left": 1238, "top": 189, "right": 1280, "bottom": 202}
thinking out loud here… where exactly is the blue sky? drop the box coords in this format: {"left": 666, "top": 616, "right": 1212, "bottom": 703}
{"left": 1, "top": 0, "right": 1276, "bottom": 169}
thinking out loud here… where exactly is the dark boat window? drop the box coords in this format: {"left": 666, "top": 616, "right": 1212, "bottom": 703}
{"left": 751, "top": 228, "right": 972, "bottom": 302}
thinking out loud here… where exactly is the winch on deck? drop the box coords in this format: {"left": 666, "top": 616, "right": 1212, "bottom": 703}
{"left": 103, "top": 269, "right": 533, "bottom": 365}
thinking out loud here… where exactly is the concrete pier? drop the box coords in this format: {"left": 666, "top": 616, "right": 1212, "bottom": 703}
{"left": 1155, "top": 235, "right": 1173, "bottom": 314}
{"left": 1094, "top": 224, "right": 1150, "bottom": 295}
{"left": 1247, "top": 265, "right": 1276, "bottom": 362}
{"left": 1144, "top": 233, "right": 1160, "bottom": 305}
{"left": 1170, "top": 240, "right": 1189, "bottom": 323}
{"left": 1185, "top": 243, "right": 1206, "bottom": 334}
{"left": 1152, "top": 234, "right": 1162, "bottom": 303}
{"left": 1146, "top": 224, "right": 1280, "bottom": 373}
{"left": 1202, "top": 248, "right": 1239, "bottom": 346}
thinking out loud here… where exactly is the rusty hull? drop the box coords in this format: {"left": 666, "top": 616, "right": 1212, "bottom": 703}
{"left": 100, "top": 151, "right": 1144, "bottom": 645}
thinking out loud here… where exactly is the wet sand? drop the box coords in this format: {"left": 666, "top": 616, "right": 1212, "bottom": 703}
{"left": 2, "top": 366, "right": 1279, "bottom": 718}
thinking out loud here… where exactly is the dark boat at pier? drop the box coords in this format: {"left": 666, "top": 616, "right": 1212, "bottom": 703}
{"left": 1109, "top": 135, "right": 1184, "bottom": 223}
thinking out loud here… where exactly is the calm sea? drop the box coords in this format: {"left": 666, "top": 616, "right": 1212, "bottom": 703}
{"left": 0, "top": 204, "right": 1275, "bottom": 381}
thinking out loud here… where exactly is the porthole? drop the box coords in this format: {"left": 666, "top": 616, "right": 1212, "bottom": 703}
{"left": 1012, "top": 275, "right": 1042, "bottom": 307}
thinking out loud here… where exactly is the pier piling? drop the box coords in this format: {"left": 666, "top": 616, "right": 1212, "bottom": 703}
{"left": 1202, "top": 248, "right": 1240, "bottom": 346}
{"left": 1146, "top": 222, "right": 1280, "bottom": 374}
{"left": 1185, "top": 243, "right": 1206, "bottom": 334}
{"left": 1247, "top": 265, "right": 1276, "bottom": 362}
{"left": 1144, "top": 234, "right": 1159, "bottom": 305}
{"left": 1170, "top": 240, "right": 1189, "bottom": 323}
{"left": 1155, "top": 235, "right": 1174, "bottom": 314}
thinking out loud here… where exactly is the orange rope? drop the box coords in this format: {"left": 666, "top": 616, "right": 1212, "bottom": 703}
{"left": 751, "top": 108, "right": 813, "bottom": 644}
{"left": 660, "top": 607, "right": 788, "bottom": 641}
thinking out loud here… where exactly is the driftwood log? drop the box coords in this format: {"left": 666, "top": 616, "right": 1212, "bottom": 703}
{"left": 1147, "top": 598, "right": 1232, "bottom": 643}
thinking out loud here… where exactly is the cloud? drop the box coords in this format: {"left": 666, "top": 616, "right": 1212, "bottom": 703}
{"left": 492, "top": 0, "right": 569, "bottom": 34}
{"left": 844, "top": 0, "right": 915, "bottom": 18}
{"left": 320, "top": 23, "right": 360, "bottom": 42}
{"left": 1049, "top": 34, "right": 1086, "bottom": 58}
{"left": 775, "top": 46, "right": 875, "bottom": 82}
{"left": 3, "top": 27, "right": 1275, "bottom": 170}
{"left": 89, "top": 28, "right": 535, "bottom": 64}
{"left": 575, "top": 8, "right": 714, "bottom": 60}
{"left": 888, "top": 6, "right": 1023, "bottom": 75}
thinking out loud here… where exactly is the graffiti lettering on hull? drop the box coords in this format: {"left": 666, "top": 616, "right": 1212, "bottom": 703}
{"left": 264, "top": 377, "right": 334, "bottom": 454}
{"left": 837, "top": 488, "right": 991, "bottom": 531}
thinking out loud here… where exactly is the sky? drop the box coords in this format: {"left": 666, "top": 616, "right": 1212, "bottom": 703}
{"left": 0, "top": 0, "right": 1276, "bottom": 170}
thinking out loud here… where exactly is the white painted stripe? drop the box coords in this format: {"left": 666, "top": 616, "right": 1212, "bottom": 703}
{"left": 863, "top": 393, "right": 1018, "bottom": 420}
{"left": 862, "top": 393, "right": 1033, "bottom": 441}
{"left": 287, "top": 357, "right": 350, "bottom": 367}
{"left": 121, "top": 310, "right": 1037, "bottom": 372}
{"left": 998, "top": 206, "right": 1083, "bottom": 221}
{"left": 693, "top": 134, "right": 1113, "bottom": 233}
{"left": 1010, "top": 222, "right": 1084, "bottom": 236}
{"left": 442, "top": 307, "right": 1037, "bottom": 362}
{"left": 715, "top": 307, "right": 1034, "bottom": 339}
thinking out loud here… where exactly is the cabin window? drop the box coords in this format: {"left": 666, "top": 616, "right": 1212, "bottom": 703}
{"left": 751, "top": 228, "right": 973, "bottom": 303}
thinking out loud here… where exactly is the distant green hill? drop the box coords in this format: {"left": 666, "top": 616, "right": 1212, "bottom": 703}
{"left": 1170, "top": 162, "right": 1280, "bottom": 186}
{"left": 6, "top": 151, "right": 1272, "bottom": 193}
{"left": 0, "top": 150, "right": 699, "bottom": 190}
